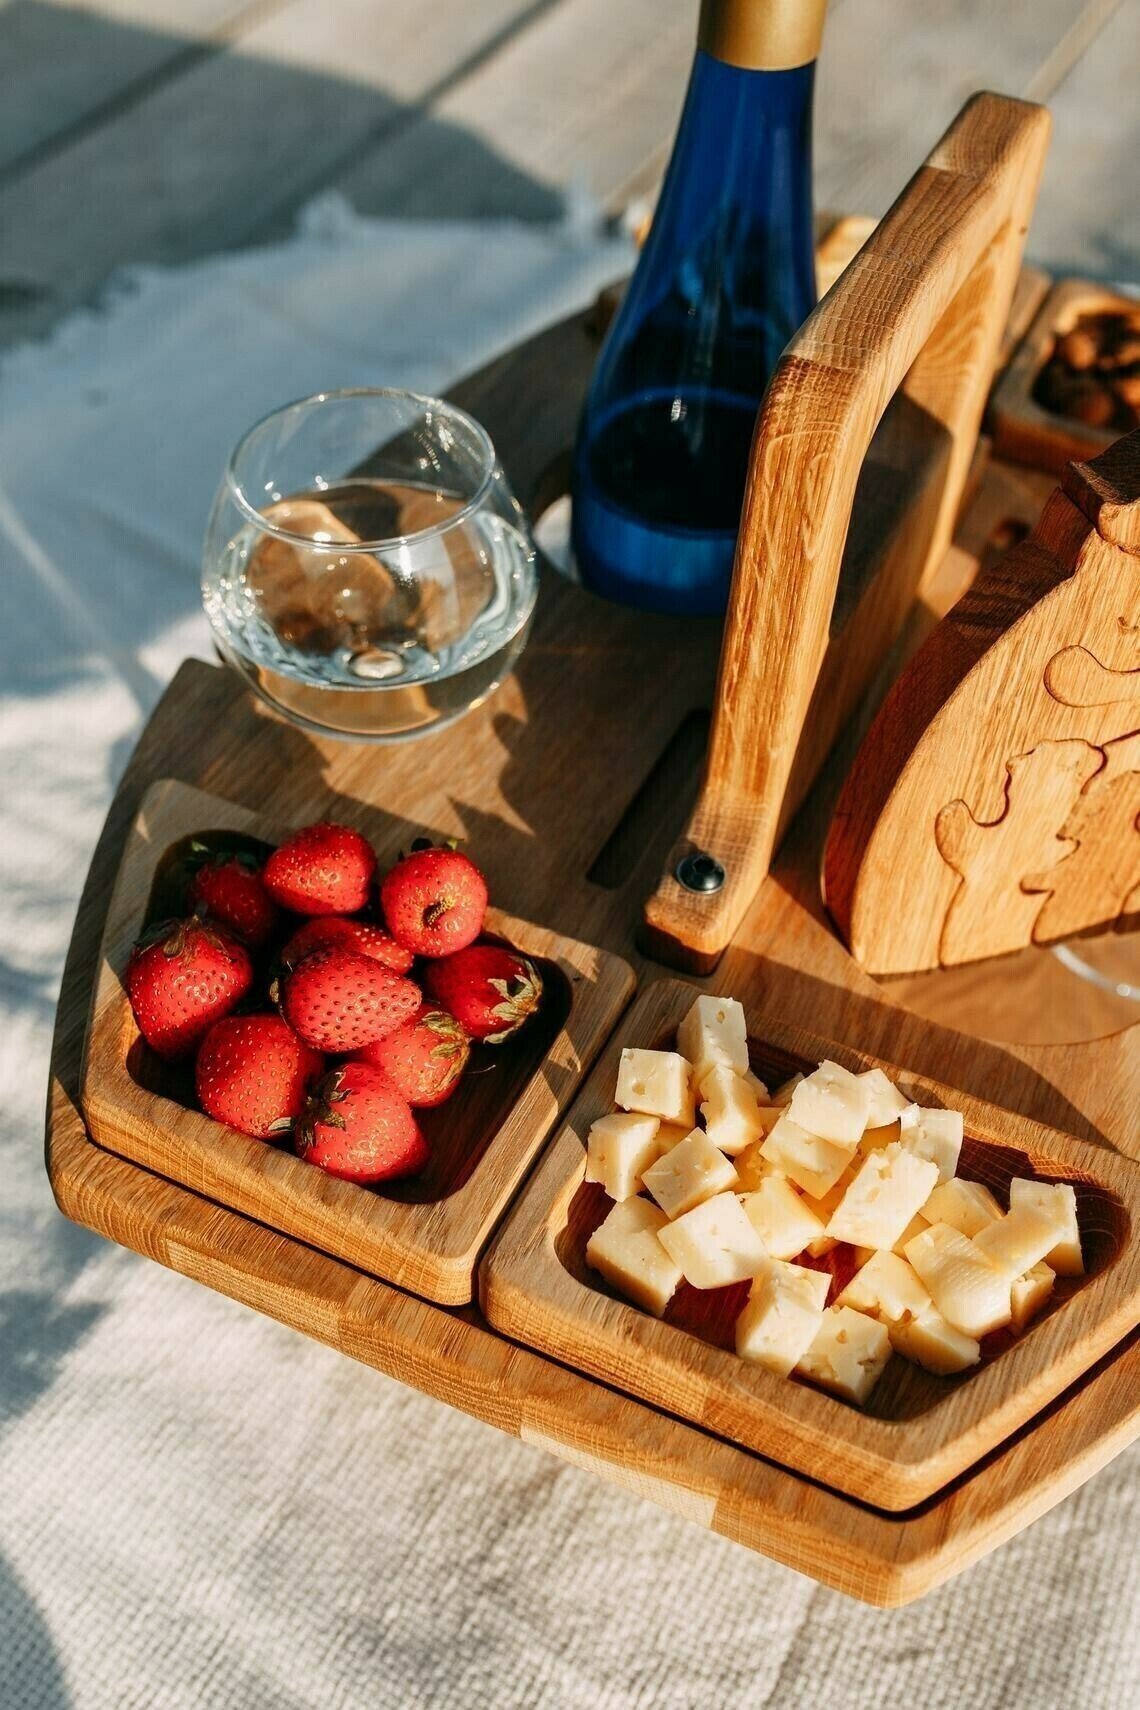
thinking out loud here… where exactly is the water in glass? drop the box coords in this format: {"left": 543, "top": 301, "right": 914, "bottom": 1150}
{"left": 202, "top": 391, "right": 537, "bottom": 741}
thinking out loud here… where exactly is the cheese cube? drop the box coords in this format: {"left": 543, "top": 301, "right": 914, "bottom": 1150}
{"left": 760, "top": 1113, "right": 855, "bottom": 1198}
{"left": 795, "top": 1307, "right": 892, "bottom": 1405}
{"left": 788, "top": 1060, "right": 871, "bottom": 1145}
{"left": 891, "top": 1214, "right": 929, "bottom": 1255}
{"left": 972, "top": 1204, "right": 1060, "bottom": 1282}
{"left": 825, "top": 1144, "right": 940, "bottom": 1251}
{"left": 1009, "top": 1262, "right": 1055, "bottom": 1333}
{"left": 642, "top": 1130, "right": 738, "bottom": 1220}
{"left": 859, "top": 1067, "right": 910, "bottom": 1128}
{"left": 920, "top": 1177, "right": 1002, "bottom": 1238}
{"left": 754, "top": 1104, "right": 785, "bottom": 1135}
{"left": 584, "top": 1112, "right": 661, "bottom": 1201}
{"left": 741, "top": 1176, "right": 826, "bottom": 1260}
{"left": 1009, "top": 1178, "right": 1083, "bottom": 1276}
{"left": 658, "top": 1192, "right": 768, "bottom": 1289}
{"left": 836, "top": 1250, "right": 930, "bottom": 1324}
{"left": 735, "top": 1261, "right": 830, "bottom": 1375}
{"left": 676, "top": 994, "right": 749, "bottom": 1077}
{"left": 772, "top": 1073, "right": 803, "bottom": 1107}
{"left": 800, "top": 1165, "right": 858, "bottom": 1255}
{"left": 904, "top": 1223, "right": 1011, "bottom": 1337}
{"left": 734, "top": 1137, "right": 782, "bottom": 1192}
{"left": 744, "top": 1068, "right": 771, "bottom": 1101}
{"left": 858, "top": 1121, "right": 902, "bottom": 1157}
{"left": 802, "top": 1167, "right": 856, "bottom": 1221}
{"left": 853, "top": 1220, "right": 924, "bottom": 1268}
{"left": 889, "top": 1307, "right": 981, "bottom": 1375}
{"left": 698, "top": 1064, "right": 766, "bottom": 1155}
{"left": 899, "top": 1104, "right": 963, "bottom": 1183}
{"left": 586, "top": 1197, "right": 682, "bottom": 1317}
{"left": 615, "top": 1048, "right": 694, "bottom": 1126}
{"left": 650, "top": 1120, "right": 693, "bottom": 1162}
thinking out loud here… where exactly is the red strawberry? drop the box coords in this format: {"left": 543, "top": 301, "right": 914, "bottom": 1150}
{"left": 264, "top": 821, "right": 376, "bottom": 916}
{"left": 295, "top": 1062, "right": 427, "bottom": 1183}
{"left": 195, "top": 1013, "right": 324, "bottom": 1139}
{"left": 280, "top": 914, "right": 413, "bottom": 974}
{"left": 187, "top": 849, "right": 279, "bottom": 948}
{"left": 126, "top": 918, "right": 254, "bottom": 1061}
{"left": 355, "top": 1005, "right": 470, "bottom": 1107}
{"left": 380, "top": 846, "right": 488, "bottom": 958}
{"left": 422, "top": 944, "right": 542, "bottom": 1043}
{"left": 280, "top": 945, "right": 420, "bottom": 1053}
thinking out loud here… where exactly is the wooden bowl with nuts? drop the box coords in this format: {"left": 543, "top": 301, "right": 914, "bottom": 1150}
{"left": 989, "top": 278, "right": 1140, "bottom": 474}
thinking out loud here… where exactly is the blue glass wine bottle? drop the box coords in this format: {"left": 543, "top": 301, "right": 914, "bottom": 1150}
{"left": 572, "top": 0, "right": 826, "bottom": 615}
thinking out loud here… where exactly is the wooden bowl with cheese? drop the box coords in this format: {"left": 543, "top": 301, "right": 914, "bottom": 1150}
{"left": 480, "top": 979, "right": 1139, "bottom": 1510}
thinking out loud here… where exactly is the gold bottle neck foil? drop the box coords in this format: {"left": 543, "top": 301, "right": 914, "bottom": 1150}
{"left": 698, "top": 0, "right": 827, "bottom": 70}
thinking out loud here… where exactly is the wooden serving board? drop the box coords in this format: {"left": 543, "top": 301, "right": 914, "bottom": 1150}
{"left": 482, "top": 979, "right": 1140, "bottom": 1510}
{"left": 45, "top": 614, "right": 1140, "bottom": 1603}
{"left": 81, "top": 779, "right": 634, "bottom": 1306}
{"left": 46, "top": 1069, "right": 1140, "bottom": 1607}
{"left": 44, "top": 96, "right": 1140, "bottom": 1597}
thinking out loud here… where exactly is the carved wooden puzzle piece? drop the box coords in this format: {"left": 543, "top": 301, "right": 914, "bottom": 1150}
{"left": 1045, "top": 647, "right": 1140, "bottom": 708}
{"left": 935, "top": 741, "right": 1103, "bottom": 964}
{"left": 1029, "top": 730, "right": 1140, "bottom": 943}
{"left": 824, "top": 430, "right": 1140, "bottom": 974}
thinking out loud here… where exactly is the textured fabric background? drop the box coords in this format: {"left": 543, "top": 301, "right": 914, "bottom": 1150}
{"left": 2, "top": 198, "right": 1138, "bottom": 1710}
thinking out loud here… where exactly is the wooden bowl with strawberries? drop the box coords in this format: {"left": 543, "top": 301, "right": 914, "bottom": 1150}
{"left": 80, "top": 779, "right": 634, "bottom": 1305}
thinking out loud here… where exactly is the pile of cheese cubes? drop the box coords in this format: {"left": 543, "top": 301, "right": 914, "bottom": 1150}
{"left": 583, "top": 994, "right": 1083, "bottom": 1406}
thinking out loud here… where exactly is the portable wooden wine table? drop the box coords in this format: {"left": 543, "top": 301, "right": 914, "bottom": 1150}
{"left": 47, "top": 94, "right": 1140, "bottom": 1605}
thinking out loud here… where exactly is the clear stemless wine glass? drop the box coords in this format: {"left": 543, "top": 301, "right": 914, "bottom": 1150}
{"left": 202, "top": 388, "right": 538, "bottom": 741}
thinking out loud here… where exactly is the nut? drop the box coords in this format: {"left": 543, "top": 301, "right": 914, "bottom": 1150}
{"left": 1055, "top": 326, "right": 1099, "bottom": 371}
{"left": 1066, "top": 379, "right": 1117, "bottom": 428}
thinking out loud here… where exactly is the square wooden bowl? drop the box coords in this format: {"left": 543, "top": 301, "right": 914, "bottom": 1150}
{"left": 480, "top": 979, "right": 1140, "bottom": 1510}
{"left": 988, "top": 277, "right": 1140, "bottom": 474}
{"left": 80, "top": 779, "right": 635, "bottom": 1305}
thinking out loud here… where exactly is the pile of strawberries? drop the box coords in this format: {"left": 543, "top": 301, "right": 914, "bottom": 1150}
{"left": 124, "top": 821, "right": 543, "bottom": 1184}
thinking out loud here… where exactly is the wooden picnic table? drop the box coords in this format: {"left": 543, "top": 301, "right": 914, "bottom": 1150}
{"left": 0, "top": 0, "right": 1137, "bottom": 355}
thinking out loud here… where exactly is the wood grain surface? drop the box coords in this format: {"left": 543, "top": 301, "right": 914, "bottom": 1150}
{"left": 43, "top": 213, "right": 1140, "bottom": 1599}
{"left": 5, "top": 0, "right": 1137, "bottom": 354}
{"left": 825, "top": 430, "right": 1140, "bottom": 974}
{"left": 481, "top": 979, "right": 1140, "bottom": 1510}
{"left": 46, "top": 574, "right": 1140, "bottom": 1602}
{"left": 642, "top": 94, "right": 1052, "bottom": 973}
{"left": 47, "top": 1063, "right": 1140, "bottom": 1607}
{"left": 81, "top": 779, "right": 634, "bottom": 1304}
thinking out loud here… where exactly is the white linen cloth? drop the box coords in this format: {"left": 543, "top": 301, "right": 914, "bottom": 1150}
{"left": 1, "top": 195, "right": 1138, "bottom": 1709}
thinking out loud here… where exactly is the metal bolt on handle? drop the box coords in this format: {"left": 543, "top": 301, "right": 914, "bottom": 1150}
{"left": 675, "top": 852, "right": 725, "bottom": 894}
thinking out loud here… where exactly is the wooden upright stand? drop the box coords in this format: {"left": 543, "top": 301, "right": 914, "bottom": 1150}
{"left": 644, "top": 93, "right": 1051, "bottom": 971}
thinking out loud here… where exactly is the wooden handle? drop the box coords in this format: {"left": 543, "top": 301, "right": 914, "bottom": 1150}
{"left": 643, "top": 92, "right": 1051, "bottom": 972}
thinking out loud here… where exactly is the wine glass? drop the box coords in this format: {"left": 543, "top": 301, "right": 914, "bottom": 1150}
{"left": 202, "top": 388, "right": 538, "bottom": 741}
